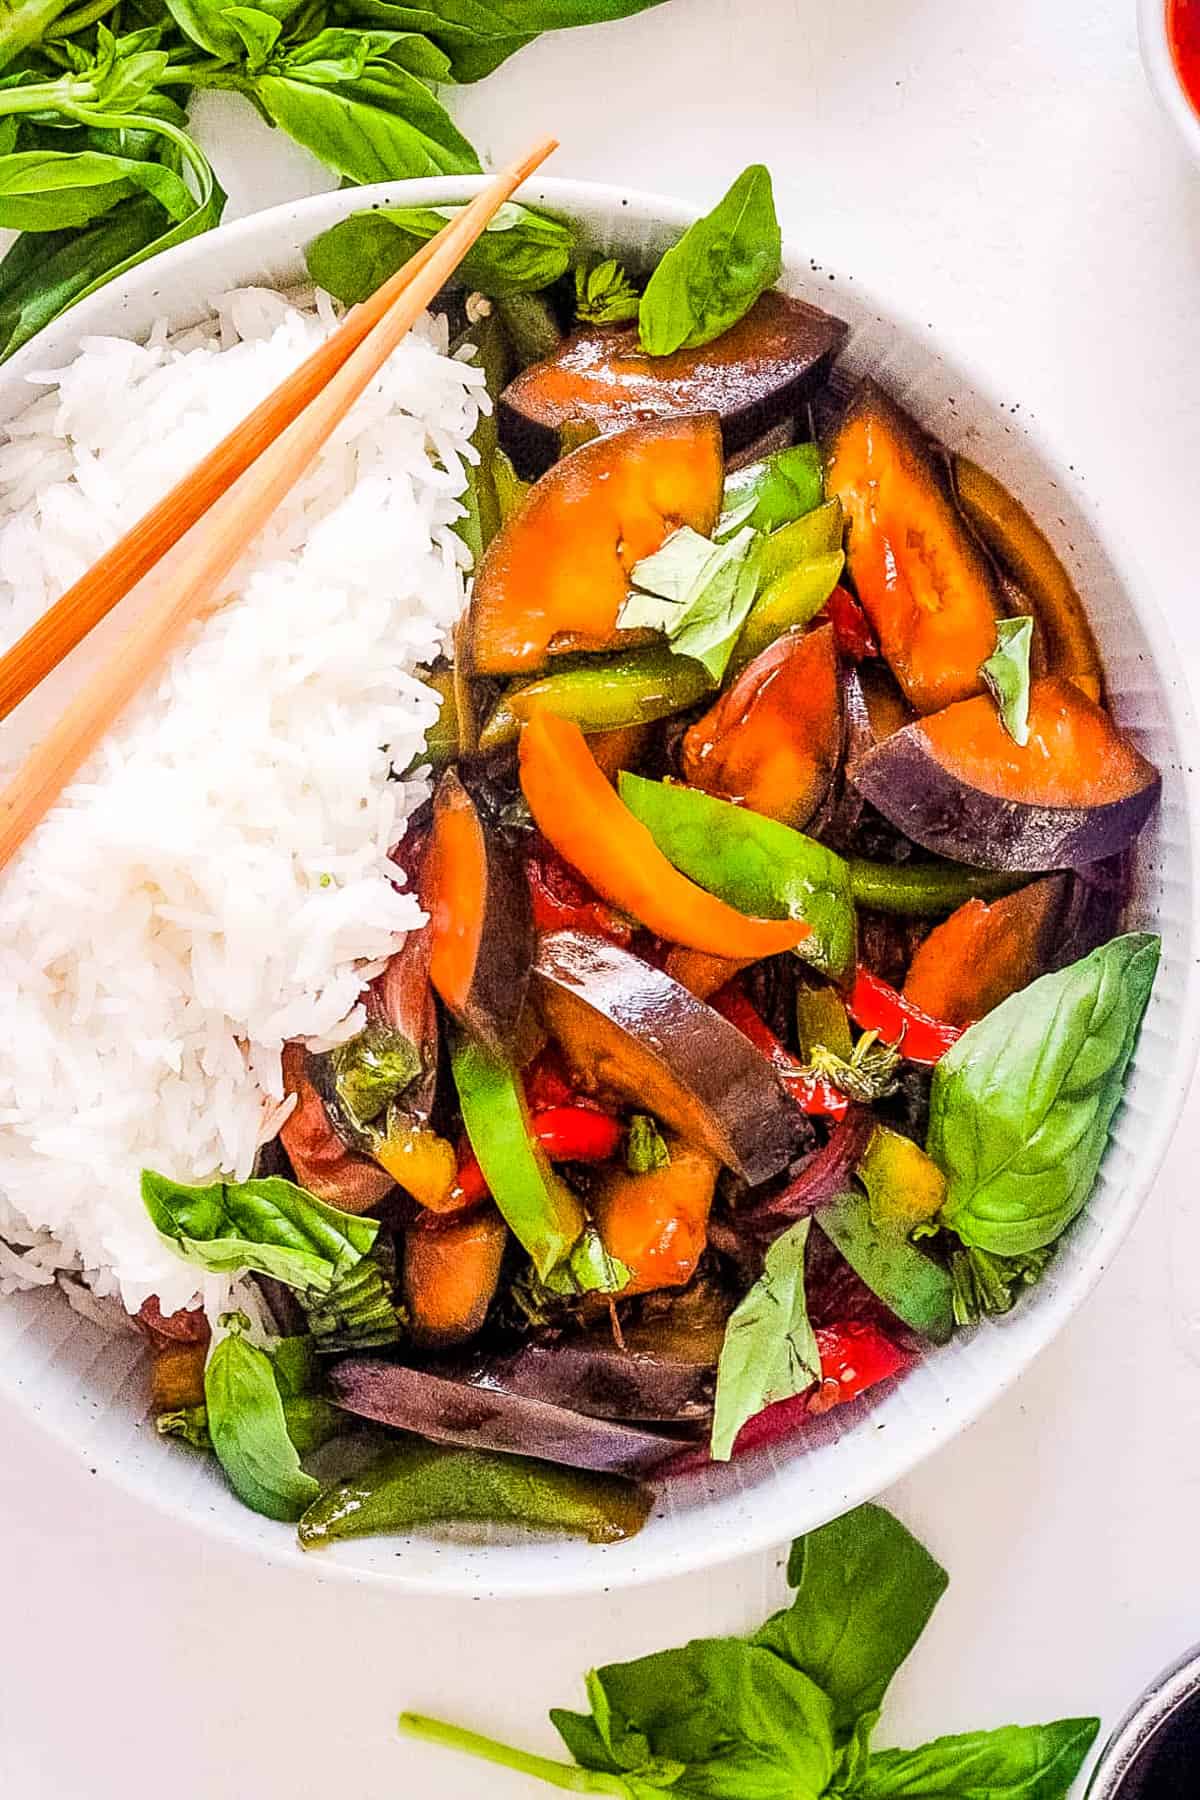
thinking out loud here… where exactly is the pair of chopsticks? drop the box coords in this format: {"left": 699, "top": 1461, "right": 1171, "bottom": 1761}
{"left": 0, "top": 136, "right": 557, "bottom": 874}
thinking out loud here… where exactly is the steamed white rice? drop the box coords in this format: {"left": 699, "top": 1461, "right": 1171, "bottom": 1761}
{"left": 0, "top": 286, "right": 485, "bottom": 1313}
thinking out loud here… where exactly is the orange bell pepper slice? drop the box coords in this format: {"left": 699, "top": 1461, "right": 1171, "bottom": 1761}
{"left": 518, "top": 713, "right": 810, "bottom": 959}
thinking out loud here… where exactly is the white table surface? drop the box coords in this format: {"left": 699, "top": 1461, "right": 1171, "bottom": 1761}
{"left": 3, "top": 2, "right": 1200, "bottom": 1793}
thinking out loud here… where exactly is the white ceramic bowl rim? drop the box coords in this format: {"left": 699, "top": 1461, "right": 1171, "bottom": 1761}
{"left": 1, "top": 175, "right": 1197, "bottom": 1598}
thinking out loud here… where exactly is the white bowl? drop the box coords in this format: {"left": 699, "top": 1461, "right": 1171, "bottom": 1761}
{"left": 0, "top": 176, "right": 1197, "bottom": 1597}
{"left": 1140, "top": 0, "right": 1200, "bottom": 163}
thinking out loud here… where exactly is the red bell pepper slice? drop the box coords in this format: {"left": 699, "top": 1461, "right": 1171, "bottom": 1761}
{"left": 451, "top": 1104, "right": 624, "bottom": 1211}
{"left": 710, "top": 984, "right": 849, "bottom": 1120}
{"left": 822, "top": 585, "right": 879, "bottom": 661}
{"left": 848, "top": 966, "right": 963, "bottom": 1065}
{"left": 807, "top": 1322, "right": 910, "bottom": 1413}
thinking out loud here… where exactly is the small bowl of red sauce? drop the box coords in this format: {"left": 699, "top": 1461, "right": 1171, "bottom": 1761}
{"left": 1141, "top": 0, "right": 1200, "bottom": 161}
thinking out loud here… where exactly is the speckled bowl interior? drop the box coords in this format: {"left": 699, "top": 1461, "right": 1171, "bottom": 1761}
{"left": 0, "top": 176, "right": 1196, "bottom": 1596}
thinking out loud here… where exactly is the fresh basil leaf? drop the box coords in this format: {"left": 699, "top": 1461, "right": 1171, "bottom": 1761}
{"left": 566, "top": 1640, "right": 837, "bottom": 1798}
{"left": 205, "top": 1313, "right": 320, "bottom": 1522}
{"left": 252, "top": 55, "right": 480, "bottom": 183}
{"left": 622, "top": 524, "right": 721, "bottom": 622}
{"left": 222, "top": 4, "right": 284, "bottom": 66}
{"left": 981, "top": 615, "right": 1033, "bottom": 746}
{"left": 0, "top": 146, "right": 192, "bottom": 230}
{"left": 575, "top": 256, "right": 639, "bottom": 323}
{"left": 331, "top": 1019, "right": 420, "bottom": 1130}
{"left": 626, "top": 1115, "right": 669, "bottom": 1174}
{"left": 619, "top": 772, "right": 857, "bottom": 981}
{"left": 752, "top": 1502, "right": 948, "bottom": 1741}
{"left": 948, "top": 1241, "right": 1055, "bottom": 1326}
{"left": 156, "top": 1403, "right": 211, "bottom": 1448}
{"left": 336, "top": 0, "right": 671, "bottom": 83}
{"left": 141, "top": 1168, "right": 378, "bottom": 1292}
{"left": 281, "top": 1393, "right": 344, "bottom": 1455}
{"left": 0, "top": 193, "right": 165, "bottom": 357}
{"left": 163, "top": 0, "right": 244, "bottom": 54}
{"left": 817, "top": 1191, "right": 954, "bottom": 1344}
{"left": 638, "top": 163, "right": 781, "bottom": 356}
{"left": 270, "top": 1333, "right": 317, "bottom": 1397}
{"left": 854, "top": 1718, "right": 1101, "bottom": 1800}
{"left": 623, "top": 524, "right": 760, "bottom": 683}
{"left": 929, "top": 933, "right": 1160, "bottom": 1256}
{"left": 306, "top": 198, "right": 571, "bottom": 305}
{"left": 710, "top": 1218, "right": 820, "bottom": 1462}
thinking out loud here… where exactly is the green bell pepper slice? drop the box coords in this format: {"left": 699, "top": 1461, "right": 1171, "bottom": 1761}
{"left": 618, "top": 773, "right": 857, "bottom": 982}
{"left": 846, "top": 859, "right": 1027, "bottom": 917}
{"left": 478, "top": 648, "right": 714, "bottom": 752}
{"left": 449, "top": 1032, "right": 584, "bottom": 1281}
{"left": 721, "top": 442, "right": 824, "bottom": 532}
{"left": 298, "top": 1443, "right": 651, "bottom": 1548}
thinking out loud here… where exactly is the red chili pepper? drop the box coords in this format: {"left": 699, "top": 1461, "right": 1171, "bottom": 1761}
{"left": 822, "top": 585, "right": 879, "bottom": 661}
{"left": 710, "top": 984, "right": 849, "bottom": 1119}
{"left": 526, "top": 845, "right": 635, "bottom": 946}
{"left": 453, "top": 1105, "right": 624, "bottom": 1209}
{"left": 848, "top": 966, "right": 963, "bottom": 1065}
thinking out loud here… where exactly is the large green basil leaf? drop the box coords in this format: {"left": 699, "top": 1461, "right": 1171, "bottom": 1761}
{"left": 638, "top": 163, "right": 781, "bottom": 356}
{"left": 553, "top": 1639, "right": 837, "bottom": 1798}
{"left": 619, "top": 771, "right": 857, "bottom": 979}
{"left": 0, "top": 191, "right": 167, "bottom": 358}
{"left": 817, "top": 1191, "right": 954, "bottom": 1344}
{"left": 251, "top": 56, "right": 480, "bottom": 183}
{"left": 854, "top": 1719, "right": 1100, "bottom": 1800}
{"left": 752, "top": 1503, "right": 948, "bottom": 1742}
{"left": 336, "top": 0, "right": 671, "bottom": 83}
{"left": 710, "top": 1218, "right": 820, "bottom": 1462}
{"left": 306, "top": 198, "right": 572, "bottom": 305}
{"left": 929, "top": 933, "right": 1160, "bottom": 1256}
{"left": 204, "top": 1315, "right": 320, "bottom": 1521}
{"left": 141, "top": 1168, "right": 378, "bottom": 1291}
{"left": 0, "top": 146, "right": 193, "bottom": 230}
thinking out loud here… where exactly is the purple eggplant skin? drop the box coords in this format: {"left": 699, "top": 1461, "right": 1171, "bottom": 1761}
{"left": 446, "top": 1339, "right": 715, "bottom": 1429}
{"left": 806, "top": 664, "right": 869, "bottom": 851}
{"left": 1050, "top": 852, "right": 1133, "bottom": 971}
{"left": 533, "top": 931, "right": 807, "bottom": 1186}
{"left": 326, "top": 1358, "right": 685, "bottom": 1477}
{"left": 850, "top": 726, "right": 1160, "bottom": 873}
{"left": 498, "top": 292, "right": 850, "bottom": 477}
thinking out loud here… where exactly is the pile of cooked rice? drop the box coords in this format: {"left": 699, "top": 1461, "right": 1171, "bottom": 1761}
{"left": 0, "top": 286, "right": 485, "bottom": 1315}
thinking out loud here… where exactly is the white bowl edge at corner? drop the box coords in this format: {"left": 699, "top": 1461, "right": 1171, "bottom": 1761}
{"left": 1139, "top": 0, "right": 1200, "bottom": 164}
{"left": 0, "top": 175, "right": 1198, "bottom": 1600}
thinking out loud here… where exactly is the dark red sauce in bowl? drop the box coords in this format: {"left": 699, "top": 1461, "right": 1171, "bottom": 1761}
{"left": 1168, "top": 0, "right": 1200, "bottom": 116}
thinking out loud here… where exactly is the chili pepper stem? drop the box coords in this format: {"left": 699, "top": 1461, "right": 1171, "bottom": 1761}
{"left": 397, "top": 1714, "right": 630, "bottom": 1794}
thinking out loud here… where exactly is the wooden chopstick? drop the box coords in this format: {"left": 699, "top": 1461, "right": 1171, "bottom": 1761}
{"left": 0, "top": 141, "right": 555, "bottom": 726}
{"left": 0, "top": 136, "right": 557, "bottom": 873}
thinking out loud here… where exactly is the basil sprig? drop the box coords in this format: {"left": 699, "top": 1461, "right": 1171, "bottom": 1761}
{"left": 204, "top": 1313, "right": 320, "bottom": 1523}
{"left": 400, "top": 1502, "right": 1100, "bottom": 1798}
{"left": 710, "top": 1218, "right": 820, "bottom": 1462}
{"left": 141, "top": 1168, "right": 378, "bottom": 1290}
{"left": 638, "top": 162, "right": 782, "bottom": 356}
{"left": 307, "top": 199, "right": 574, "bottom": 306}
{"left": 0, "top": 1, "right": 668, "bottom": 359}
{"left": 928, "top": 933, "right": 1160, "bottom": 1256}
{"left": 981, "top": 615, "right": 1034, "bottom": 746}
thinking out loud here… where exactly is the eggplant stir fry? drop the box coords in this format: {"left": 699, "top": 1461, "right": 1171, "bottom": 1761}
{"left": 140, "top": 167, "right": 1162, "bottom": 1548}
